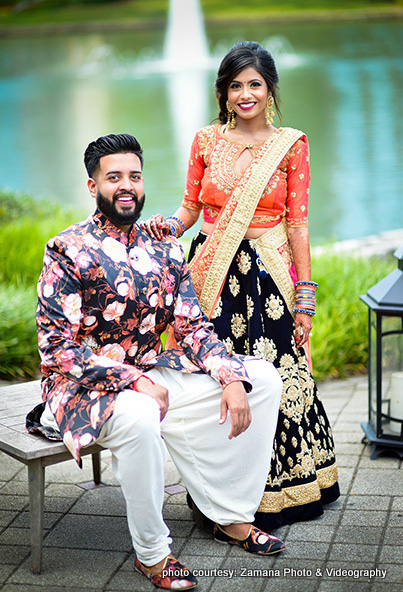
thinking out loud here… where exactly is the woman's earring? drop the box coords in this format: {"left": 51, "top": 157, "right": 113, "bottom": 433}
{"left": 265, "top": 96, "right": 274, "bottom": 126}
{"left": 226, "top": 100, "right": 236, "bottom": 129}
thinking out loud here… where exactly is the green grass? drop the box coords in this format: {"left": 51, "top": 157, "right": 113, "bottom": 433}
{"left": 0, "top": 0, "right": 400, "bottom": 27}
{"left": 0, "top": 283, "right": 39, "bottom": 379}
{"left": 311, "top": 252, "right": 395, "bottom": 382}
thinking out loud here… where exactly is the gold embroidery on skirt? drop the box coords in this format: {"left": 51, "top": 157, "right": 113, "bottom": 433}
{"left": 257, "top": 463, "right": 339, "bottom": 512}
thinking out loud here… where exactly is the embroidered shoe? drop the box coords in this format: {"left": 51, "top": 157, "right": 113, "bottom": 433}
{"left": 135, "top": 554, "right": 198, "bottom": 590}
{"left": 213, "top": 523, "right": 285, "bottom": 555}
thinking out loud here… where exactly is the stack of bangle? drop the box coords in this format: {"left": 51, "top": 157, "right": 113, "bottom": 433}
{"left": 166, "top": 216, "right": 185, "bottom": 238}
{"left": 293, "top": 281, "right": 318, "bottom": 316}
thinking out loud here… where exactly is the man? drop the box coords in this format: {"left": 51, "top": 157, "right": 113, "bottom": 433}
{"left": 30, "top": 133, "right": 283, "bottom": 590}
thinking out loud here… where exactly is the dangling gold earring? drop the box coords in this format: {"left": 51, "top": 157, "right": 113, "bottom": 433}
{"left": 265, "top": 95, "right": 274, "bottom": 126}
{"left": 226, "top": 100, "right": 236, "bottom": 130}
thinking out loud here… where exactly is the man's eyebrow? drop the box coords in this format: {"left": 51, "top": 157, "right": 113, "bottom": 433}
{"left": 105, "top": 170, "right": 142, "bottom": 174}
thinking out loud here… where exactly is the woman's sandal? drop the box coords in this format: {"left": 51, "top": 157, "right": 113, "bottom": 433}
{"left": 213, "top": 523, "right": 285, "bottom": 555}
{"left": 135, "top": 554, "right": 197, "bottom": 590}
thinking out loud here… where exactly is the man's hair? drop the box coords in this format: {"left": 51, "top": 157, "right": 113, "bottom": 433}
{"left": 84, "top": 133, "right": 144, "bottom": 177}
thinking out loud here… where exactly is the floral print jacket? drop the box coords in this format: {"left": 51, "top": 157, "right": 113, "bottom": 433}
{"left": 34, "top": 211, "right": 250, "bottom": 464}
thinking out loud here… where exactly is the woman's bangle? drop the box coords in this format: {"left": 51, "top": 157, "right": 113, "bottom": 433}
{"left": 166, "top": 216, "right": 185, "bottom": 238}
{"left": 293, "top": 281, "right": 318, "bottom": 316}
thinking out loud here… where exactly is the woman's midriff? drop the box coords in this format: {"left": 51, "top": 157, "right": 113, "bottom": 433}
{"left": 201, "top": 220, "right": 276, "bottom": 239}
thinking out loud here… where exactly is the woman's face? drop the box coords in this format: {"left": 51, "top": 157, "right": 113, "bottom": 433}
{"left": 226, "top": 66, "right": 269, "bottom": 124}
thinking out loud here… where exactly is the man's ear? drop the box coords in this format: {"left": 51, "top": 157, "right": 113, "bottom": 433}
{"left": 87, "top": 178, "right": 97, "bottom": 199}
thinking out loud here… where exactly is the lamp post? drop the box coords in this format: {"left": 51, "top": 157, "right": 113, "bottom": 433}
{"left": 360, "top": 246, "right": 403, "bottom": 459}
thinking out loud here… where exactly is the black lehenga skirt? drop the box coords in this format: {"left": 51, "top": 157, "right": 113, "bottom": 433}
{"left": 189, "top": 231, "right": 340, "bottom": 531}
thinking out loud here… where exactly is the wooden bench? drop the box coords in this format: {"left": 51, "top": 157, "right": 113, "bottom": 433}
{"left": 0, "top": 380, "right": 103, "bottom": 574}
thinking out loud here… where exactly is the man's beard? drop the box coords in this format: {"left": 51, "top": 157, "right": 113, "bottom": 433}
{"left": 96, "top": 189, "right": 145, "bottom": 228}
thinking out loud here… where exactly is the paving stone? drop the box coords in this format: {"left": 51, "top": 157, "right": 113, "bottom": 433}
{"left": 317, "top": 581, "right": 371, "bottom": 591}
{"left": 339, "top": 510, "right": 388, "bottom": 527}
{"left": 358, "top": 455, "right": 400, "bottom": 468}
{"left": 178, "top": 555, "right": 226, "bottom": 592}
{"left": 379, "top": 545, "right": 403, "bottom": 564}
{"left": 43, "top": 514, "right": 132, "bottom": 552}
{"left": 334, "top": 443, "right": 367, "bottom": 456}
{"left": 106, "top": 569, "right": 155, "bottom": 591}
{"left": 328, "top": 544, "right": 378, "bottom": 562}
{"left": 333, "top": 454, "right": 358, "bottom": 468}
{"left": 162, "top": 503, "right": 193, "bottom": 521}
{"left": 334, "top": 525, "right": 383, "bottom": 545}
{"left": 0, "top": 481, "right": 29, "bottom": 496}
{"left": 210, "top": 575, "right": 267, "bottom": 592}
{"left": 69, "top": 485, "right": 126, "bottom": 516}
{"left": 313, "top": 511, "right": 341, "bottom": 526}
{"left": 164, "top": 459, "right": 181, "bottom": 486}
{"left": 391, "top": 497, "right": 403, "bottom": 511}
{"left": 0, "top": 545, "right": 30, "bottom": 565}
{"left": 2, "top": 587, "right": 102, "bottom": 592}
{"left": 285, "top": 523, "right": 336, "bottom": 543}
{"left": 274, "top": 540, "right": 330, "bottom": 560}
{"left": 222, "top": 554, "right": 276, "bottom": 571}
{"left": 345, "top": 494, "right": 391, "bottom": 511}
{"left": 0, "top": 526, "right": 32, "bottom": 546}
{"left": 43, "top": 496, "right": 78, "bottom": 514}
{"left": 43, "top": 457, "right": 96, "bottom": 483}
{"left": 0, "top": 454, "right": 23, "bottom": 481}
{"left": 164, "top": 519, "right": 194, "bottom": 538}
{"left": 0, "top": 510, "right": 18, "bottom": 528}
{"left": 380, "top": 564, "right": 403, "bottom": 582}
{"left": 333, "top": 432, "right": 366, "bottom": 444}
{"left": 10, "top": 511, "right": 62, "bottom": 530}
{"left": 43, "top": 483, "right": 85, "bottom": 498}
{"left": 350, "top": 469, "right": 403, "bottom": 496}
{"left": 335, "top": 467, "right": 355, "bottom": 495}
{"left": 263, "top": 580, "right": 320, "bottom": 592}
{"left": 180, "top": 537, "right": 228, "bottom": 556}
{"left": 386, "top": 511, "right": 403, "bottom": 527}
{"left": 8, "top": 548, "right": 126, "bottom": 589}
{"left": 372, "top": 585, "right": 403, "bottom": 592}
{"left": 383, "top": 526, "right": 403, "bottom": 542}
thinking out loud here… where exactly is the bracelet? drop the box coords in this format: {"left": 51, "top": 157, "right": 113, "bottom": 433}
{"left": 131, "top": 375, "right": 155, "bottom": 390}
{"left": 166, "top": 216, "right": 185, "bottom": 238}
{"left": 293, "top": 281, "right": 318, "bottom": 316}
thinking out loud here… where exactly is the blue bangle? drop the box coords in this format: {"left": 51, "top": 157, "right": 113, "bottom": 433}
{"left": 167, "top": 216, "right": 185, "bottom": 236}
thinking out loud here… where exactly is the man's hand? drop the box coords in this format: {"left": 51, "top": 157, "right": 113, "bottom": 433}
{"left": 134, "top": 376, "right": 169, "bottom": 421}
{"left": 219, "top": 382, "right": 251, "bottom": 439}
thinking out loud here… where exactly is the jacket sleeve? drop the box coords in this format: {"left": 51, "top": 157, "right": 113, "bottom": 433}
{"left": 171, "top": 250, "right": 251, "bottom": 391}
{"left": 36, "top": 238, "right": 141, "bottom": 392}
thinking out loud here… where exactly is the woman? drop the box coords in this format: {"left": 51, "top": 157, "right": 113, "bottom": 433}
{"left": 141, "top": 41, "right": 339, "bottom": 531}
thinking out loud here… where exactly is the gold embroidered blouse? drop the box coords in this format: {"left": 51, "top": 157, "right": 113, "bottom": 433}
{"left": 181, "top": 124, "right": 310, "bottom": 228}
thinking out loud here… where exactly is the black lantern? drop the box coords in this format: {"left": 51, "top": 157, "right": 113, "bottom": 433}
{"left": 360, "top": 246, "right": 403, "bottom": 459}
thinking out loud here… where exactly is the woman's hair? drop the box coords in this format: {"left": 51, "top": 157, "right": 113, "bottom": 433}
{"left": 215, "top": 41, "right": 281, "bottom": 125}
{"left": 84, "top": 133, "right": 143, "bottom": 177}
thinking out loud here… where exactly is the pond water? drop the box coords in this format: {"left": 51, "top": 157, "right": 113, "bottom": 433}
{"left": 1, "top": 18, "right": 402, "bottom": 243}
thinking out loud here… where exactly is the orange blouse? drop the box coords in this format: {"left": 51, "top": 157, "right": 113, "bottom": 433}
{"left": 181, "top": 124, "right": 310, "bottom": 228}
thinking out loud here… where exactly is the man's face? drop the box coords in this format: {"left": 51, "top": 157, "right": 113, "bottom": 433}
{"left": 87, "top": 153, "right": 145, "bottom": 232}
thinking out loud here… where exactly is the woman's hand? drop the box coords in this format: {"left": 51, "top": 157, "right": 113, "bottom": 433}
{"left": 294, "top": 311, "right": 312, "bottom": 348}
{"left": 140, "top": 214, "right": 171, "bottom": 240}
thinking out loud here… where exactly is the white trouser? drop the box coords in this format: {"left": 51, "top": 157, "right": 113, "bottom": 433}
{"left": 43, "top": 358, "right": 282, "bottom": 565}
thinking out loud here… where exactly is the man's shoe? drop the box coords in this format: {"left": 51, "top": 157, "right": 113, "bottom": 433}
{"left": 214, "top": 524, "right": 285, "bottom": 555}
{"left": 135, "top": 554, "right": 198, "bottom": 590}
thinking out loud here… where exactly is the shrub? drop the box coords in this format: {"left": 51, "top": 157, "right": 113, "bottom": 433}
{"left": 0, "top": 284, "right": 39, "bottom": 379}
{"left": 311, "top": 252, "right": 395, "bottom": 382}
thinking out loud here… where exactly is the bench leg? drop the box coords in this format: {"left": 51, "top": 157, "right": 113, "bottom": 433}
{"left": 91, "top": 451, "right": 101, "bottom": 485}
{"left": 28, "top": 459, "right": 45, "bottom": 574}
